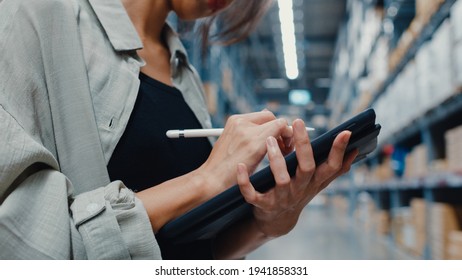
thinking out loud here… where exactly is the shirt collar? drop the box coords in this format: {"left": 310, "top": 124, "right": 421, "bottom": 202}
{"left": 164, "top": 25, "right": 189, "bottom": 60}
{"left": 163, "top": 24, "right": 191, "bottom": 76}
{"left": 88, "top": 0, "right": 143, "bottom": 51}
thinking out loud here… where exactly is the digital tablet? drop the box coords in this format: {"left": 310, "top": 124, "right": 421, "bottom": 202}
{"left": 156, "top": 108, "right": 381, "bottom": 244}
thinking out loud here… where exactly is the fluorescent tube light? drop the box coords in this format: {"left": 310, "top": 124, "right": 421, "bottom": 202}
{"left": 277, "top": 0, "right": 299, "bottom": 80}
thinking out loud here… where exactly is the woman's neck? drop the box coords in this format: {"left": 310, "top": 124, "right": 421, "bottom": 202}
{"left": 121, "top": 0, "right": 171, "bottom": 44}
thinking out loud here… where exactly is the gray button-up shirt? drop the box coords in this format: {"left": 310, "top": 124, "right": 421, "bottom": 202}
{"left": 0, "top": 0, "right": 212, "bottom": 259}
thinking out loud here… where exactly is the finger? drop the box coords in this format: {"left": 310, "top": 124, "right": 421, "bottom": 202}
{"left": 237, "top": 163, "right": 258, "bottom": 204}
{"left": 292, "top": 119, "right": 316, "bottom": 188}
{"left": 236, "top": 110, "right": 277, "bottom": 125}
{"left": 299, "top": 149, "right": 359, "bottom": 207}
{"left": 263, "top": 137, "right": 291, "bottom": 210}
{"left": 276, "top": 135, "right": 294, "bottom": 155}
{"left": 240, "top": 134, "right": 293, "bottom": 210}
{"left": 328, "top": 130, "right": 352, "bottom": 165}
{"left": 341, "top": 148, "right": 359, "bottom": 175}
{"left": 237, "top": 162, "right": 277, "bottom": 210}
{"left": 267, "top": 136, "right": 291, "bottom": 186}
{"left": 259, "top": 118, "right": 293, "bottom": 139}
{"left": 262, "top": 136, "right": 290, "bottom": 209}
{"left": 318, "top": 148, "right": 359, "bottom": 192}
{"left": 312, "top": 131, "right": 351, "bottom": 186}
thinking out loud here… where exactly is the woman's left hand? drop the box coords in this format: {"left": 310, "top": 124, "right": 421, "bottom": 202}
{"left": 236, "top": 118, "right": 359, "bottom": 238}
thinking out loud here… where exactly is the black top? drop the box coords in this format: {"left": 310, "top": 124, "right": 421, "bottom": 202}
{"left": 107, "top": 73, "right": 213, "bottom": 259}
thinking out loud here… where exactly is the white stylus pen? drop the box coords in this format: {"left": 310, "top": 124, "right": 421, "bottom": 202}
{"left": 166, "top": 127, "right": 315, "bottom": 138}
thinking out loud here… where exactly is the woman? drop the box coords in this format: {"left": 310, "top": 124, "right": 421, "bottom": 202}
{"left": 0, "top": 0, "right": 357, "bottom": 259}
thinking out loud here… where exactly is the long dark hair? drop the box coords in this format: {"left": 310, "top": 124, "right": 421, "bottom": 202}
{"left": 200, "top": 0, "right": 274, "bottom": 51}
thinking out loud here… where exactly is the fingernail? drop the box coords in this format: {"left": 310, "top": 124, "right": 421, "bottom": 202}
{"left": 267, "top": 136, "right": 278, "bottom": 154}
{"left": 294, "top": 119, "right": 303, "bottom": 131}
{"left": 343, "top": 131, "right": 351, "bottom": 144}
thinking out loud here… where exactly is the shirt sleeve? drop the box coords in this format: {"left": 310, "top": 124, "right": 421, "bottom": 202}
{"left": 0, "top": 106, "right": 161, "bottom": 259}
{"left": 0, "top": 0, "right": 161, "bottom": 260}
{"left": 71, "top": 181, "right": 162, "bottom": 259}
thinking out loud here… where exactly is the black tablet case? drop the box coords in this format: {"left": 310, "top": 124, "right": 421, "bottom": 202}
{"left": 157, "top": 108, "right": 381, "bottom": 244}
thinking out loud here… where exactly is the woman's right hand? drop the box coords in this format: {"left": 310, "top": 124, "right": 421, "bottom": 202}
{"left": 198, "top": 110, "right": 294, "bottom": 195}
{"left": 137, "top": 110, "right": 295, "bottom": 232}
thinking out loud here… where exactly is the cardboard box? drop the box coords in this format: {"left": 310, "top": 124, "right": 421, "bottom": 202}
{"left": 415, "top": 42, "right": 435, "bottom": 113}
{"left": 447, "top": 231, "right": 462, "bottom": 259}
{"left": 429, "top": 20, "right": 454, "bottom": 103}
{"left": 430, "top": 203, "right": 462, "bottom": 259}
{"left": 374, "top": 157, "right": 394, "bottom": 182}
{"left": 407, "top": 199, "right": 427, "bottom": 256}
{"left": 445, "top": 125, "right": 462, "bottom": 172}
{"left": 392, "top": 207, "right": 412, "bottom": 252}
{"left": 405, "top": 144, "right": 428, "bottom": 178}
{"left": 411, "top": 198, "right": 426, "bottom": 228}
{"left": 375, "top": 210, "right": 390, "bottom": 235}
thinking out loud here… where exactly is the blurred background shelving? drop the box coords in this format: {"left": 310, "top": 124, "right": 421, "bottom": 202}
{"left": 171, "top": 0, "right": 462, "bottom": 259}
{"left": 327, "top": 0, "right": 462, "bottom": 260}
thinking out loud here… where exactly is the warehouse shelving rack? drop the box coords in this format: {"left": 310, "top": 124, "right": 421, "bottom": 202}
{"left": 328, "top": 0, "right": 462, "bottom": 259}
{"left": 371, "top": 0, "right": 458, "bottom": 104}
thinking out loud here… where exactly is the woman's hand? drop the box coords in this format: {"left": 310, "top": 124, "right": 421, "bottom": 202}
{"left": 237, "top": 118, "right": 359, "bottom": 238}
{"left": 199, "top": 110, "right": 294, "bottom": 194}
{"left": 137, "top": 110, "right": 296, "bottom": 233}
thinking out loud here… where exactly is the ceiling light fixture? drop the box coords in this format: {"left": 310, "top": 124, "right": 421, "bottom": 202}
{"left": 277, "top": 0, "right": 299, "bottom": 80}
{"left": 289, "top": 89, "right": 311, "bottom": 106}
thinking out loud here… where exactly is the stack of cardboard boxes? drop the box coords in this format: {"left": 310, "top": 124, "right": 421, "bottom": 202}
{"left": 330, "top": 0, "right": 462, "bottom": 260}
{"left": 375, "top": 210, "right": 391, "bottom": 236}
{"left": 447, "top": 231, "right": 462, "bottom": 259}
{"left": 372, "top": 157, "right": 395, "bottom": 182}
{"left": 391, "top": 199, "right": 426, "bottom": 258}
{"left": 445, "top": 125, "right": 462, "bottom": 172}
{"left": 354, "top": 193, "right": 377, "bottom": 233}
{"left": 390, "top": 199, "right": 462, "bottom": 259}
{"left": 430, "top": 202, "right": 462, "bottom": 259}
{"left": 374, "top": 0, "right": 462, "bottom": 144}
{"left": 409, "top": 199, "right": 427, "bottom": 257}
{"left": 391, "top": 207, "right": 413, "bottom": 254}
{"left": 404, "top": 145, "right": 429, "bottom": 179}
{"left": 329, "top": 0, "right": 385, "bottom": 126}
{"left": 429, "top": 19, "right": 454, "bottom": 105}
{"left": 353, "top": 123, "right": 462, "bottom": 183}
